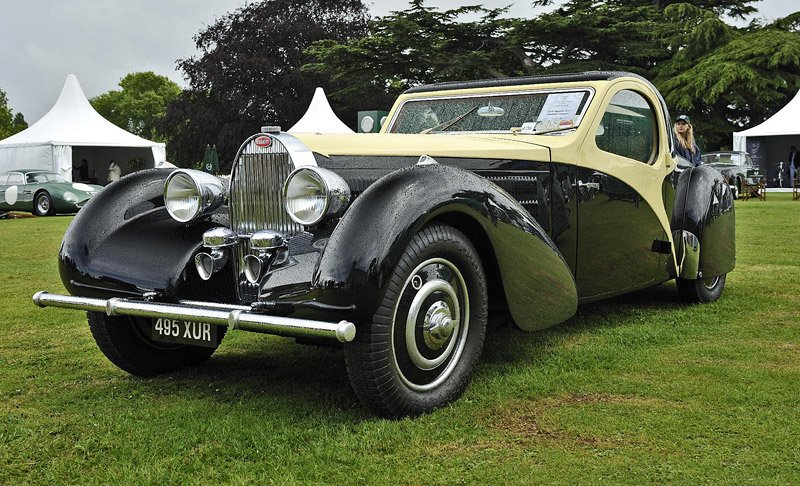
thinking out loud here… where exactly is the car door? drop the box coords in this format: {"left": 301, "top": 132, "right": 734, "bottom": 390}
{"left": 1, "top": 172, "right": 26, "bottom": 210}
{"left": 573, "top": 87, "right": 672, "bottom": 301}
{"left": 0, "top": 173, "right": 9, "bottom": 210}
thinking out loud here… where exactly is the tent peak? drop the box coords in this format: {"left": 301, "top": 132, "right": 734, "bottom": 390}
{"left": 288, "top": 87, "right": 354, "bottom": 134}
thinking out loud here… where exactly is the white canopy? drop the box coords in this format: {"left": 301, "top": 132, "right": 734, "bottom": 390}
{"left": 732, "top": 89, "right": 800, "bottom": 186}
{"left": 733, "top": 89, "right": 800, "bottom": 150}
{"left": 288, "top": 87, "right": 354, "bottom": 134}
{"left": 0, "top": 74, "right": 166, "bottom": 183}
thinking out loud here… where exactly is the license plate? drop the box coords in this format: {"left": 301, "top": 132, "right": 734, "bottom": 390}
{"left": 151, "top": 318, "right": 218, "bottom": 348}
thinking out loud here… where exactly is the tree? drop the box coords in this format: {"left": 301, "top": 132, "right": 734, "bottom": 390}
{"left": 162, "top": 0, "right": 369, "bottom": 169}
{"left": 90, "top": 72, "right": 181, "bottom": 142}
{"left": 0, "top": 88, "right": 27, "bottom": 139}
{"left": 304, "top": 1, "right": 520, "bottom": 105}
{"left": 305, "top": 0, "right": 799, "bottom": 151}
{"left": 654, "top": 8, "right": 800, "bottom": 149}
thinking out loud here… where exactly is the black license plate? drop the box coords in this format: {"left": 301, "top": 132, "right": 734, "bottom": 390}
{"left": 151, "top": 318, "right": 218, "bottom": 348}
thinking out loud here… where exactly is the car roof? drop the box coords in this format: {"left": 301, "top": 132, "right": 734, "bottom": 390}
{"left": 403, "top": 71, "right": 645, "bottom": 94}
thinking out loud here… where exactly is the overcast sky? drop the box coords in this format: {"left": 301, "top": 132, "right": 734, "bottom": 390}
{"left": 0, "top": 0, "right": 796, "bottom": 124}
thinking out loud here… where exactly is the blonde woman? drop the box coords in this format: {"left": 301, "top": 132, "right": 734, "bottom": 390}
{"left": 673, "top": 114, "right": 701, "bottom": 166}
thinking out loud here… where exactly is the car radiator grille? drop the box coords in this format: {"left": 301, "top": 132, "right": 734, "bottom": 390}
{"left": 229, "top": 135, "right": 303, "bottom": 303}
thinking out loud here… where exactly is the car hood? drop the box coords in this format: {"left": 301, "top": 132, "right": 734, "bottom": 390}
{"left": 40, "top": 181, "right": 104, "bottom": 195}
{"left": 292, "top": 132, "right": 552, "bottom": 162}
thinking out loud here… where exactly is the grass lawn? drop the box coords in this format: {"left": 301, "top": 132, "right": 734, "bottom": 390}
{"left": 1, "top": 194, "right": 798, "bottom": 484}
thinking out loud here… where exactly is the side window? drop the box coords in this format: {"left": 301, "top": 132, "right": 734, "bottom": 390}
{"left": 7, "top": 173, "right": 24, "bottom": 185}
{"left": 0, "top": 174, "right": 8, "bottom": 186}
{"left": 595, "top": 90, "right": 657, "bottom": 163}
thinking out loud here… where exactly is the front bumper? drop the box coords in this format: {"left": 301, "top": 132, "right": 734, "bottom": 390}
{"left": 32, "top": 291, "right": 356, "bottom": 343}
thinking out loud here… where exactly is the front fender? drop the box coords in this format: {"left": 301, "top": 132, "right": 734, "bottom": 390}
{"left": 671, "top": 165, "right": 736, "bottom": 279}
{"left": 59, "top": 169, "right": 223, "bottom": 299}
{"left": 314, "top": 162, "right": 577, "bottom": 331}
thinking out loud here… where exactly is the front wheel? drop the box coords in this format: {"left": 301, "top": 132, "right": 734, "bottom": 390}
{"left": 88, "top": 312, "right": 224, "bottom": 376}
{"left": 345, "top": 224, "right": 488, "bottom": 418}
{"left": 677, "top": 273, "right": 726, "bottom": 303}
{"left": 33, "top": 191, "right": 54, "bottom": 216}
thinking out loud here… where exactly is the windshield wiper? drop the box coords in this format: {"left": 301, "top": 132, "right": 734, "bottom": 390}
{"left": 532, "top": 125, "right": 578, "bottom": 135}
{"left": 421, "top": 106, "right": 479, "bottom": 134}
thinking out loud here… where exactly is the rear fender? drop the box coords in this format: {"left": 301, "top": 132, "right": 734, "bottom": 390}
{"left": 314, "top": 162, "right": 577, "bottom": 331}
{"left": 670, "top": 165, "right": 735, "bottom": 279}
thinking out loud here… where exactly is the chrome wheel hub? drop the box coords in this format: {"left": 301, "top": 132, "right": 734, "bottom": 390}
{"left": 424, "top": 300, "right": 454, "bottom": 349}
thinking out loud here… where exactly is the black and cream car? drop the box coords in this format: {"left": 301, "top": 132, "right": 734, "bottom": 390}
{"left": 34, "top": 72, "right": 735, "bottom": 417}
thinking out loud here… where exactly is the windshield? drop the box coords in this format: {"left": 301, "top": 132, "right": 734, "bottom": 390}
{"left": 27, "top": 172, "right": 67, "bottom": 184}
{"left": 389, "top": 89, "right": 593, "bottom": 135}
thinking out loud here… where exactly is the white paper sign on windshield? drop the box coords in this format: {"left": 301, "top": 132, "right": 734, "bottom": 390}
{"left": 537, "top": 92, "right": 584, "bottom": 122}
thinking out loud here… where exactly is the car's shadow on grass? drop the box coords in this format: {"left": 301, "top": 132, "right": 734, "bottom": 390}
{"left": 481, "top": 281, "right": 685, "bottom": 366}
{"left": 155, "top": 339, "right": 364, "bottom": 418}
{"left": 147, "top": 282, "right": 684, "bottom": 419}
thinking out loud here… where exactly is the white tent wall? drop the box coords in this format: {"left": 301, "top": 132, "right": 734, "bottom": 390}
{"left": 0, "top": 145, "right": 54, "bottom": 173}
{"left": 54, "top": 145, "right": 72, "bottom": 180}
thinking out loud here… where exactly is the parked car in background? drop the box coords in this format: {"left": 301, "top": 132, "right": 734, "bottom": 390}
{"left": 701, "top": 151, "right": 762, "bottom": 199}
{"left": 0, "top": 169, "right": 103, "bottom": 216}
{"left": 34, "top": 72, "right": 735, "bottom": 417}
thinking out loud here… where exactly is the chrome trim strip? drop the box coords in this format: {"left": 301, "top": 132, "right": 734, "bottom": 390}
{"left": 33, "top": 291, "right": 356, "bottom": 343}
{"left": 679, "top": 230, "right": 700, "bottom": 279}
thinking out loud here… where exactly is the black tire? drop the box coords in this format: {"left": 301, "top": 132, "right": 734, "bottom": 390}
{"left": 677, "top": 273, "right": 726, "bottom": 303}
{"left": 344, "top": 224, "right": 488, "bottom": 418}
{"left": 33, "top": 191, "right": 54, "bottom": 216}
{"left": 87, "top": 312, "right": 224, "bottom": 377}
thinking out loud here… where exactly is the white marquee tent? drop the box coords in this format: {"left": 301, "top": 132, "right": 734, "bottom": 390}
{"left": 0, "top": 74, "right": 166, "bottom": 184}
{"left": 733, "top": 89, "right": 800, "bottom": 186}
{"left": 288, "top": 87, "right": 354, "bottom": 134}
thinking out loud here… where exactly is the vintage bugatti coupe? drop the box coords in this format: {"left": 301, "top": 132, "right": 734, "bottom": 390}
{"left": 34, "top": 72, "right": 735, "bottom": 417}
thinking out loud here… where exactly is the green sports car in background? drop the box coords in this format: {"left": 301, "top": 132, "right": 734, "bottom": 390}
{"left": 0, "top": 169, "right": 103, "bottom": 216}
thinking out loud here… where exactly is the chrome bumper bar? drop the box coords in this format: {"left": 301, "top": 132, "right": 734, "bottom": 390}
{"left": 32, "top": 291, "right": 356, "bottom": 343}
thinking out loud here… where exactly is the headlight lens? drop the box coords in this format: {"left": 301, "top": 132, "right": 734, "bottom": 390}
{"left": 284, "top": 167, "right": 350, "bottom": 226}
{"left": 63, "top": 191, "right": 78, "bottom": 203}
{"left": 164, "top": 169, "right": 227, "bottom": 223}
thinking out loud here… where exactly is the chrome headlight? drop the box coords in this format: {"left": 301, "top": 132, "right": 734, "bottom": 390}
{"left": 164, "top": 169, "right": 227, "bottom": 223}
{"left": 283, "top": 167, "right": 350, "bottom": 226}
{"left": 63, "top": 191, "right": 78, "bottom": 203}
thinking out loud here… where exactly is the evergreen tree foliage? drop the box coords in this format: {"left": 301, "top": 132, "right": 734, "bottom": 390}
{"left": 304, "top": 1, "right": 519, "bottom": 105}
{"left": 303, "top": 0, "right": 800, "bottom": 150}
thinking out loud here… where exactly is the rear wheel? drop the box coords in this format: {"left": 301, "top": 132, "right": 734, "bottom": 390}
{"left": 344, "top": 224, "right": 488, "bottom": 418}
{"left": 87, "top": 312, "right": 224, "bottom": 376}
{"left": 677, "top": 273, "right": 726, "bottom": 303}
{"left": 33, "top": 191, "right": 54, "bottom": 216}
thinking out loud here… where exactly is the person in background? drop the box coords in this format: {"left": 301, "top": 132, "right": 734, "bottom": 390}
{"left": 789, "top": 146, "right": 798, "bottom": 185}
{"left": 107, "top": 160, "right": 121, "bottom": 183}
{"left": 673, "top": 114, "right": 701, "bottom": 167}
{"left": 77, "top": 159, "right": 89, "bottom": 181}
